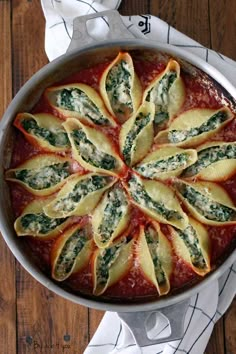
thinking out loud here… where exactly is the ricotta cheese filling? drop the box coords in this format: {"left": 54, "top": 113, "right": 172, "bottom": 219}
{"left": 72, "top": 129, "right": 116, "bottom": 170}
{"left": 147, "top": 71, "right": 177, "bottom": 124}
{"left": 168, "top": 111, "right": 228, "bottom": 143}
{"left": 98, "top": 187, "right": 128, "bottom": 244}
{"left": 176, "top": 225, "right": 207, "bottom": 269}
{"left": 15, "top": 162, "right": 70, "bottom": 190}
{"left": 96, "top": 239, "right": 125, "bottom": 286}
{"left": 56, "top": 88, "right": 110, "bottom": 125}
{"left": 128, "top": 175, "right": 182, "bottom": 221}
{"left": 54, "top": 228, "right": 89, "bottom": 278}
{"left": 136, "top": 152, "right": 189, "bottom": 178}
{"left": 123, "top": 112, "right": 151, "bottom": 165}
{"left": 53, "top": 175, "right": 111, "bottom": 213}
{"left": 145, "top": 226, "right": 166, "bottom": 285}
{"left": 22, "top": 118, "right": 70, "bottom": 147}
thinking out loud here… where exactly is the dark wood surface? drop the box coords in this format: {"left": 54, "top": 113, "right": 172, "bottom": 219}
{"left": 0, "top": 1, "right": 235, "bottom": 353}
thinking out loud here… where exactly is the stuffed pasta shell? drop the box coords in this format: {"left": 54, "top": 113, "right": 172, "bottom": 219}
{"left": 92, "top": 236, "right": 134, "bottom": 295}
{"left": 127, "top": 174, "right": 188, "bottom": 229}
{"left": 14, "top": 198, "right": 69, "bottom": 238}
{"left": 169, "top": 217, "right": 211, "bottom": 276}
{"left": 155, "top": 107, "right": 233, "bottom": 147}
{"left": 143, "top": 59, "right": 185, "bottom": 126}
{"left": 137, "top": 222, "right": 172, "bottom": 295}
{"left": 135, "top": 146, "right": 197, "bottom": 180}
{"left": 51, "top": 223, "right": 94, "bottom": 281}
{"left": 63, "top": 118, "right": 125, "bottom": 176}
{"left": 92, "top": 185, "right": 130, "bottom": 248}
{"left": 174, "top": 180, "right": 236, "bottom": 225}
{"left": 120, "top": 101, "right": 155, "bottom": 166}
{"left": 182, "top": 141, "right": 236, "bottom": 181}
{"left": 6, "top": 154, "right": 73, "bottom": 196}
{"left": 45, "top": 83, "right": 116, "bottom": 126}
{"left": 100, "top": 52, "right": 142, "bottom": 123}
{"left": 14, "top": 113, "right": 70, "bottom": 152}
{"left": 43, "top": 173, "right": 116, "bottom": 218}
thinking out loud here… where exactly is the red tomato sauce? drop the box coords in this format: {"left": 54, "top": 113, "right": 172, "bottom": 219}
{"left": 7, "top": 54, "right": 236, "bottom": 300}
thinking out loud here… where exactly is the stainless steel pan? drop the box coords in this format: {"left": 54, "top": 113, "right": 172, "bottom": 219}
{"left": 0, "top": 10, "right": 235, "bottom": 346}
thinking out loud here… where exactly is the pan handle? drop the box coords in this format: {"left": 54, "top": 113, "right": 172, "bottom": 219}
{"left": 67, "top": 10, "right": 135, "bottom": 53}
{"left": 117, "top": 298, "right": 190, "bottom": 346}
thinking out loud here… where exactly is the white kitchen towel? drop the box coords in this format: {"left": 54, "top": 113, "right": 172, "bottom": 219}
{"left": 40, "top": 1, "right": 236, "bottom": 353}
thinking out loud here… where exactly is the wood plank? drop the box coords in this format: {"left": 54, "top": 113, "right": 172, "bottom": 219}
{"left": 119, "top": 0, "right": 149, "bottom": 15}
{"left": 209, "top": 0, "right": 236, "bottom": 60}
{"left": 224, "top": 298, "right": 236, "bottom": 354}
{"left": 11, "top": 1, "right": 89, "bottom": 353}
{"left": 0, "top": 2, "right": 17, "bottom": 354}
{"left": 16, "top": 267, "right": 88, "bottom": 354}
{"left": 89, "top": 309, "right": 104, "bottom": 340}
{"left": 149, "top": 0, "right": 211, "bottom": 48}
{"left": 205, "top": 318, "right": 225, "bottom": 354}
{"left": 0, "top": 1, "right": 12, "bottom": 115}
{"left": 12, "top": 0, "right": 48, "bottom": 94}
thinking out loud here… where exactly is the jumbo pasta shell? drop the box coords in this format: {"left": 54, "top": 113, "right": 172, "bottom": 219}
{"left": 99, "top": 52, "right": 142, "bottom": 123}
{"left": 45, "top": 83, "right": 116, "bottom": 126}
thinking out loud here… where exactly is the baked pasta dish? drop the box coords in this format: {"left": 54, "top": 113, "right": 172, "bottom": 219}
{"left": 6, "top": 51, "right": 236, "bottom": 301}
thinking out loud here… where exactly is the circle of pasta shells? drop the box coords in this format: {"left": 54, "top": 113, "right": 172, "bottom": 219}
{"left": 7, "top": 52, "right": 236, "bottom": 298}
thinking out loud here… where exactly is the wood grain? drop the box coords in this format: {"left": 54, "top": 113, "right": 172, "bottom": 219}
{"left": 16, "top": 266, "right": 88, "bottom": 354}
{"left": 150, "top": 0, "right": 211, "bottom": 48}
{"left": 0, "top": 2, "right": 17, "bottom": 354}
{"left": 0, "top": 1, "right": 12, "bottom": 115}
{"left": 89, "top": 309, "right": 104, "bottom": 340}
{"left": 209, "top": 0, "right": 236, "bottom": 60}
{"left": 119, "top": 0, "right": 150, "bottom": 15}
{"left": 205, "top": 318, "right": 225, "bottom": 354}
{"left": 12, "top": 0, "right": 48, "bottom": 94}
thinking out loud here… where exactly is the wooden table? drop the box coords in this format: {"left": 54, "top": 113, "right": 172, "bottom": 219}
{"left": 0, "top": 1, "right": 235, "bottom": 353}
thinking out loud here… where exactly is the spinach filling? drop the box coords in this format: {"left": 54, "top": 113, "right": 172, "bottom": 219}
{"left": 54, "top": 175, "right": 111, "bottom": 213}
{"left": 96, "top": 240, "right": 124, "bottom": 286}
{"left": 177, "top": 225, "right": 207, "bottom": 269}
{"left": 136, "top": 153, "right": 189, "bottom": 178}
{"left": 147, "top": 71, "right": 177, "bottom": 125}
{"left": 56, "top": 88, "right": 109, "bottom": 125}
{"left": 22, "top": 118, "right": 70, "bottom": 147}
{"left": 15, "top": 162, "right": 70, "bottom": 190}
{"left": 55, "top": 228, "right": 89, "bottom": 277}
{"left": 145, "top": 227, "right": 166, "bottom": 285}
{"left": 72, "top": 130, "right": 116, "bottom": 170}
{"left": 20, "top": 213, "right": 66, "bottom": 234}
{"left": 123, "top": 113, "right": 151, "bottom": 165}
{"left": 183, "top": 144, "right": 236, "bottom": 177}
{"left": 106, "top": 60, "right": 133, "bottom": 114}
{"left": 128, "top": 176, "right": 182, "bottom": 221}
{"left": 98, "top": 187, "right": 127, "bottom": 244}
{"left": 178, "top": 183, "right": 236, "bottom": 222}
{"left": 168, "top": 111, "right": 229, "bottom": 143}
